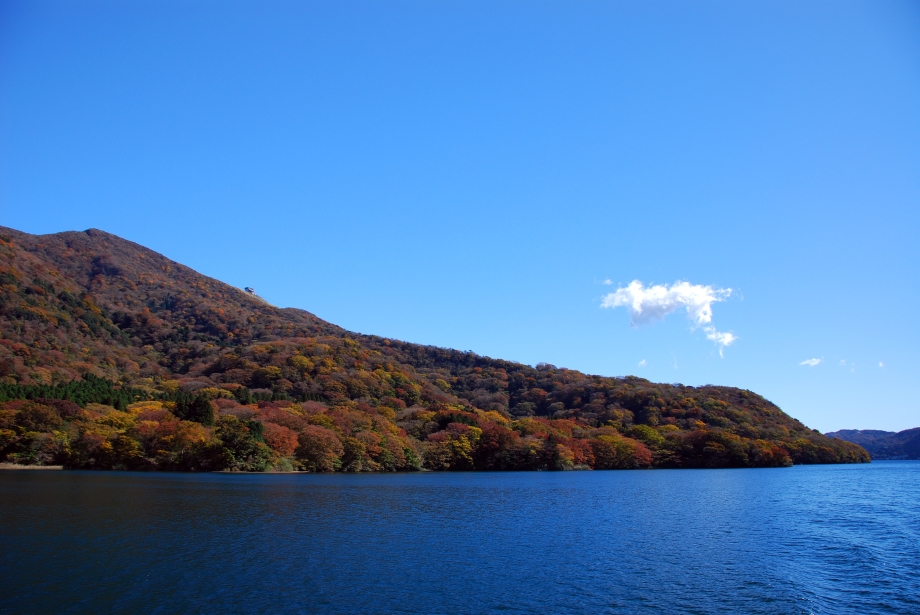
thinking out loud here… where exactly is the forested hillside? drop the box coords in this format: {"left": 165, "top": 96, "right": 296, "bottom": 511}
{"left": 0, "top": 226, "right": 869, "bottom": 471}
{"left": 827, "top": 428, "right": 920, "bottom": 460}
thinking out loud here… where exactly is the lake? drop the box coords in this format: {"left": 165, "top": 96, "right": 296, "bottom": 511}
{"left": 1, "top": 462, "right": 918, "bottom": 614}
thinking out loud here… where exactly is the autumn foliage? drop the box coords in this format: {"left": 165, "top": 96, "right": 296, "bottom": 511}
{"left": 0, "top": 227, "right": 870, "bottom": 471}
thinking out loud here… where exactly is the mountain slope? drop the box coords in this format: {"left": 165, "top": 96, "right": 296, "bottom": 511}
{"left": 0, "top": 226, "right": 869, "bottom": 470}
{"left": 827, "top": 428, "right": 920, "bottom": 459}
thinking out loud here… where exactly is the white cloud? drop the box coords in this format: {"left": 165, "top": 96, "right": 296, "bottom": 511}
{"left": 879, "top": 362, "right": 884, "bottom": 368}
{"left": 705, "top": 328, "right": 737, "bottom": 356}
{"left": 601, "top": 280, "right": 736, "bottom": 354}
{"left": 800, "top": 358, "right": 822, "bottom": 367}
{"left": 602, "top": 279, "right": 613, "bottom": 285}
{"left": 637, "top": 359, "right": 647, "bottom": 367}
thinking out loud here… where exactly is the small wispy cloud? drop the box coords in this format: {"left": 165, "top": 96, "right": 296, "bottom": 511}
{"left": 800, "top": 358, "right": 822, "bottom": 367}
{"left": 838, "top": 359, "right": 856, "bottom": 374}
{"left": 601, "top": 280, "right": 736, "bottom": 355}
{"left": 705, "top": 329, "right": 737, "bottom": 349}
{"left": 602, "top": 279, "right": 613, "bottom": 285}
{"left": 839, "top": 359, "right": 856, "bottom": 372}
{"left": 637, "top": 359, "right": 647, "bottom": 367}
{"left": 879, "top": 362, "right": 884, "bottom": 368}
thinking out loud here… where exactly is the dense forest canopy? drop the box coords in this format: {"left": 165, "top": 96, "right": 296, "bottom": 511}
{"left": 0, "top": 226, "right": 869, "bottom": 471}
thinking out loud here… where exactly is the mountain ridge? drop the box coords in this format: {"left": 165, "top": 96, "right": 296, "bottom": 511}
{"left": 0, "top": 226, "right": 869, "bottom": 471}
{"left": 826, "top": 428, "right": 920, "bottom": 460}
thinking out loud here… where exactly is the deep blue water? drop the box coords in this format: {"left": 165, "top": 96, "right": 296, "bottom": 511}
{"left": 1, "top": 462, "right": 918, "bottom": 615}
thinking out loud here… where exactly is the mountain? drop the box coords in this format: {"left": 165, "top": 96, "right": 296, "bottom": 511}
{"left": 826, "top": 428, "right": 920, "bottom": 460}
{"left": 0, "top": 226, "right": 869, "bottom": 471}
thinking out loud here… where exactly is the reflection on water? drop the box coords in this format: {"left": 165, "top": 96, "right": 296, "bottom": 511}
{"left": 1, "top": 463, "right": 918, "bottom": 614}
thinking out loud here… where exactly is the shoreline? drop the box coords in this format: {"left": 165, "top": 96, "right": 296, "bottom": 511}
{"left": 0, "top": 463, "right": 63, "bottom": 471}
{"left": 212, "top": 470, "right": 312, "bottom": 474}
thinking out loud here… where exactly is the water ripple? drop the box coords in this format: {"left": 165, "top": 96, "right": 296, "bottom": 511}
{"left": 1, "top": 462, "right": 918, "bottom": 615}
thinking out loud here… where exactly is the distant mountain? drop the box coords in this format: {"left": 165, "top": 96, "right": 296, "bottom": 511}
{"left": 0, "top": 226, "right": 869, "bottom": 471}
{"left": 826, "top": 428, "right": 920, "bottom": 460}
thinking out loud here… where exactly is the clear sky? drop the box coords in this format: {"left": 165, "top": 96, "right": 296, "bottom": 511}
{"left": 2, "top": 0, "right": 918, "bottom": 432}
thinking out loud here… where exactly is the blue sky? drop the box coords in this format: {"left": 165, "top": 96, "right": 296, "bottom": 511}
{"left": 2, "top": 0, "right": 918, "bottom": 432}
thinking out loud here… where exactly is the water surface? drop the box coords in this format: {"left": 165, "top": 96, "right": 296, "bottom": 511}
{"left": 2, "top": 463, "right": 918, "bottom": 614}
